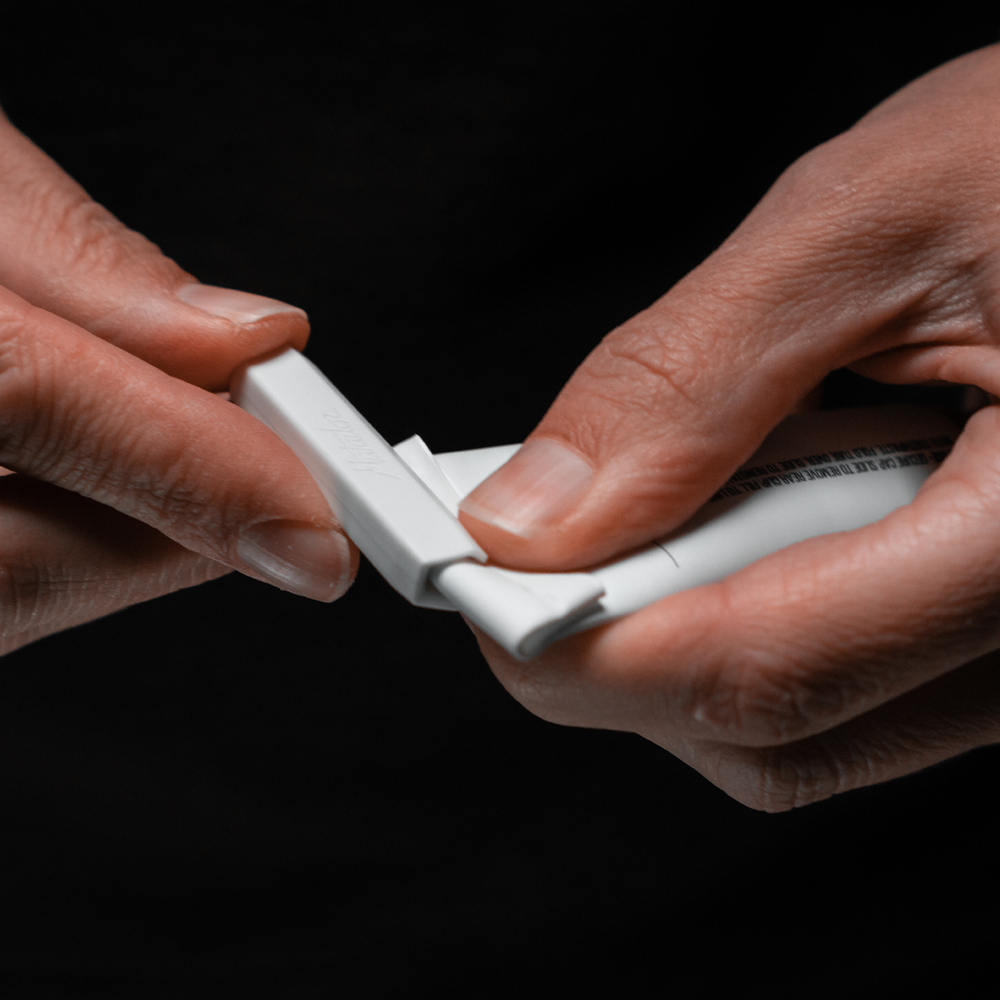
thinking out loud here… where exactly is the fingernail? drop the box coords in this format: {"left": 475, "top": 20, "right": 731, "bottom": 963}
{"left": 176, "top": 284, "right": 307, "bottom": 324}
{"left": 236, "top": 521, "right": 352, "bottom": 602}
{"left": 458, "top": 438, "right": 594, "bottom": 538}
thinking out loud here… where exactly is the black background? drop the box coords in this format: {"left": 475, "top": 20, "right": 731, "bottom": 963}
{"left": 0, "top": 3, "right": 997, "bottom": 996}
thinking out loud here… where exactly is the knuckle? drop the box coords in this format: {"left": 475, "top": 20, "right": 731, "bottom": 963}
{"left": 758, "top": 745, "right": 847, "bottom": 811}
{"left": 554, "top": 308, "right": 732, "bottom": 475}
{"left": 0, "top": 311, "right": 218, "bottom": 548}
{"left": 589, "top": 313, "right": 705, "bottom": 410}
{"left": 486, "top": 649, "right": 597, "bottom": 728}
{"left": 716, "top": 743, "right": 850, "bottom": 812}
{"left": 738, "top": 662, "right": 852, "bottom": 744}
{"left": 0, "top": 559, "right": 21, "bottom": 621}
{"left": 496, "top": 662, "right": 569, "bottom": 722}
{"left": 0, "top": 312, "right": 106, "bottom": 488}
{"left": 28, "top": 182, "right": 153, "bottom": 278}
{"left": 64, "top": 207, "right": 162, "bottom": 282}
{"left": 684, "top": 650, "right": 814, "bottom": 745}
{"left": 9, "top": 173, "right": 173, "bottom": 296}
{"left": 0, "top": 556, "right": 54, "bottom": 655}
{"left": 686, "top": 582, "right": 892, "bottom": 747}
{"left": 0, "top": 308, "right": 53, "bottom": 460}
{"left": 687, "top": 643, "right": 863, "bottom": 748}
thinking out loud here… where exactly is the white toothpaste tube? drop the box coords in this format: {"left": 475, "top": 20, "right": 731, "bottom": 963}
{"left": 232, "top": 348, "right": 956, "bottom": 660}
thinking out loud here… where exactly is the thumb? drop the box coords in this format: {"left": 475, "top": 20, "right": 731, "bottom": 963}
{"left": 0, "top": 113, "right": 307, "bottom": 390}
{"left": 458, "top": 259, "right": 836, "bottom": 570}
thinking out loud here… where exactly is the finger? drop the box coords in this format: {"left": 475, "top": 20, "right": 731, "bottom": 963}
{"left": 458, "top": 44, "right": 1000, "bottom": 570}
{"left": 0, "top": 113, "right": 307, "bottom": 389}
{"left": 477, "top": 629, "right": 1000, "bottom": 813}
{"left": 0, "top": 287, "right": 357, "bottom": 600}
{"left": 664, "top": 648, "right": 1000, "bottom": 812}
{"left": 476, "top": 405, "right": 1000, "bottom": 747}
{"left": 0, "top": 475, "right": 228, "bottom": 656}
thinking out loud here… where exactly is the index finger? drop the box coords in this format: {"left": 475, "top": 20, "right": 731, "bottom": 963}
{"left": 0, "top": 113, "right": 308, "bottom": 389}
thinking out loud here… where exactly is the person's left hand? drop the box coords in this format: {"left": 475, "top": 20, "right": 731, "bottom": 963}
{"left": 0, "top": 112, "right": 357, "bottom": 655}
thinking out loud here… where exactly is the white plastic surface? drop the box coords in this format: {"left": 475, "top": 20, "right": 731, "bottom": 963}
{"left": 432, "top": 561, "right": 604, "bottom": 660}
{"left": 230, "top": 349, "right": 486, "bottom": 609}
{"left": 553, "top": 436, "right": 936, "bottom": 644}
{"left": 232, "top": 351, "right": 956, "bottom": 661}
{"left": 394, "top": 435, "right": 604, "bottom": 657}
{"left": 393, "top": 435, "right": 464, "bottom": 516}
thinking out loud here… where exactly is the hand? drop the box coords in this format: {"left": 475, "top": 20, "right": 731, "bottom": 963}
{"left": 457, "top": 45, "right": 1000, "bottom": 810}
{"left": 0, "top": 112, "right": 356, "bottom": 655}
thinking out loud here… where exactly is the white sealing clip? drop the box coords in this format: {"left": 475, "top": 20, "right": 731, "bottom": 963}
{"left": 232, "top": 348, "right": 955, "bottom": 660}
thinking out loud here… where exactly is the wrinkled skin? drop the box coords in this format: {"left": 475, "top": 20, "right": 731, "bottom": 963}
{"left": 0, "top": 111, "right": 356, "bottom": 655}
{"left": 460, "top": 46, "right": 1000, "bottom": 810}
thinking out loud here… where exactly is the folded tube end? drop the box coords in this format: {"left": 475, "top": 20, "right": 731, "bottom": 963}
{"left": 432, "top": 560, "right": 604, "bottom": 660}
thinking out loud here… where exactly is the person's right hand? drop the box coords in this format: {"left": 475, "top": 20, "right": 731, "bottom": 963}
{"left": 457, "top": 45, "right": 1000, "bottom": 810}
{"left": 0, "top": 112, "right": 356, "bottom": 655}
